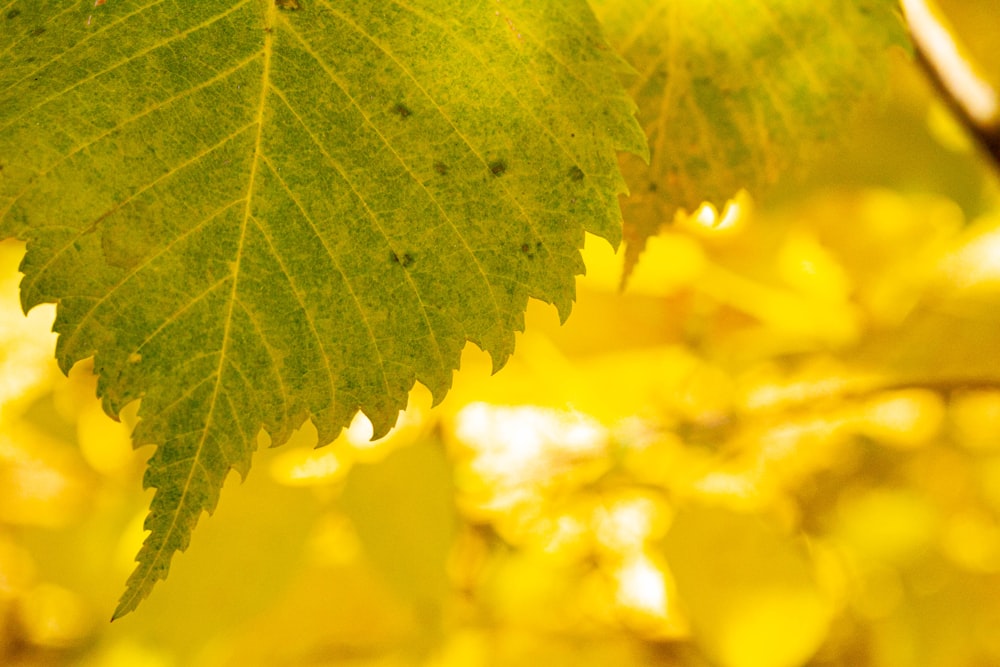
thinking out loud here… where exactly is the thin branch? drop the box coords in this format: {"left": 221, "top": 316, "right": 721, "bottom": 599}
{"left": 914, "top": 51, "right": 1000, "bottom": 168}
{"left": 901, "top": 0, "right": 1000, "bottom": 170}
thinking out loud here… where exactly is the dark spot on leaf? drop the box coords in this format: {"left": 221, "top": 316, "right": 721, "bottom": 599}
{"left": 433, "top": 161, "right": 448, "bottom": 175}
{"left": 647, "top": 182, "right": 658, "bottom": 193}
{"left": 275, "top": 0, "right": 301, "bottom": 9}
{"left": 392, "top": 103, "right": 412, "bottom": 119}
{"left": 569, "top": 166, "right": 584, "bottom": 182}
{"left": 519, "top": 241, "right": 544, "bottom": 259}
{"left": 390, "top": 252, "right": 415, "bottom": 268}
{"left": 489, "top": 160, "right": 507, "bottom": 177}
{"left": 28, "top": 26, "right": 45, "bottom": 37}
{"left": 6, "top": 9, "right": 21, "bottom": 19}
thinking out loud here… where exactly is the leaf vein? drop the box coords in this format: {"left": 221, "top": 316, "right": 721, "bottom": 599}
{"left": 0, "top": 52, "right": 262, "bottom": 226}
{"left": 0, "top": 0, "right": 250, "bottom": 136}
{"left": 382, "top": 0, "right": 596, "bottom": 250}
{"left": 59, "top": 197, "right": 246, "bottom": 361}
{"left": 1, "top": 0, "right": 166, "bottom": 97}
{"left": 138, "top": 372, "right": 218, "bottom": 437}
{"left": 232, "top": 296, "right": 291, "bottom": 436}
{"left": 267, "top": 87, "right": 448, "bottom": 379}
{"left": 246, "top": 209, "right": 337, "bottom": 419}
{"left": 286, "top": 8, "right": 508, "bottom": 333}
{"left": 131, "top": 276, "right": 232, "bottom": 362}
{"left": 255, "top": 156, "right": 393, "bottom": 410}
{"left": 22, "top": 121, "right": 257, "bottom": 307}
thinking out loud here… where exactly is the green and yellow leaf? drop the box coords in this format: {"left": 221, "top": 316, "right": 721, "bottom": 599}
{"left": 590, "top": 0, "right": 908, "bottom": 275}
{"left": 0, "top": 0, "right": 644, "bottom": 616}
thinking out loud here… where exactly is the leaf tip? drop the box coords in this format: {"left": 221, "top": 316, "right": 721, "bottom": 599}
{"left": 110, "top": 583, "right": 144, "bottom": 621}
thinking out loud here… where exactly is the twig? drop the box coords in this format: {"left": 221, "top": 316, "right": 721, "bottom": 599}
{"left": 915, "top": 51, "right": 1000, "bottom": 168}
{"left": 901, "top": 0, "right": 1000, "bottom": 170}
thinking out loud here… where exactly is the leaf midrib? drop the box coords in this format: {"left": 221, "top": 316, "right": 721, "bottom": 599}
{"left": 112, "top": 0, "right": 277, "bottom": 620}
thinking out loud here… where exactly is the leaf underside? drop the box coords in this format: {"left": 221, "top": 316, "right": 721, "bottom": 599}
{"left": 590, "top": 0, "right": 908, "bottom": 275}
{"left": 0, "top": 0, "right": 644, "bottom": 617}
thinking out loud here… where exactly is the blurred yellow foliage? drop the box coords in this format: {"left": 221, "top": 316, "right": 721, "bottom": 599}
{"left": 4, "top": 165, "right": 1000, "bottom": 665}
{"left": 3, "top": 29, "right": 1000, "bottom": 667}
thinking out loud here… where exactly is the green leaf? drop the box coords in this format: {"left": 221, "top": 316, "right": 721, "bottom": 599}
{"left": 0, "top": 0, "right": 644, "bottom": 617}
{"left": 590, "top": 0, "right": 908, "bottom": 274}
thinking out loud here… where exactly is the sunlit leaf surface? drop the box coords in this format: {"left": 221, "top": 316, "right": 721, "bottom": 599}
{"left": 0, "top": 0, "right": 644, "bottom": 615}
